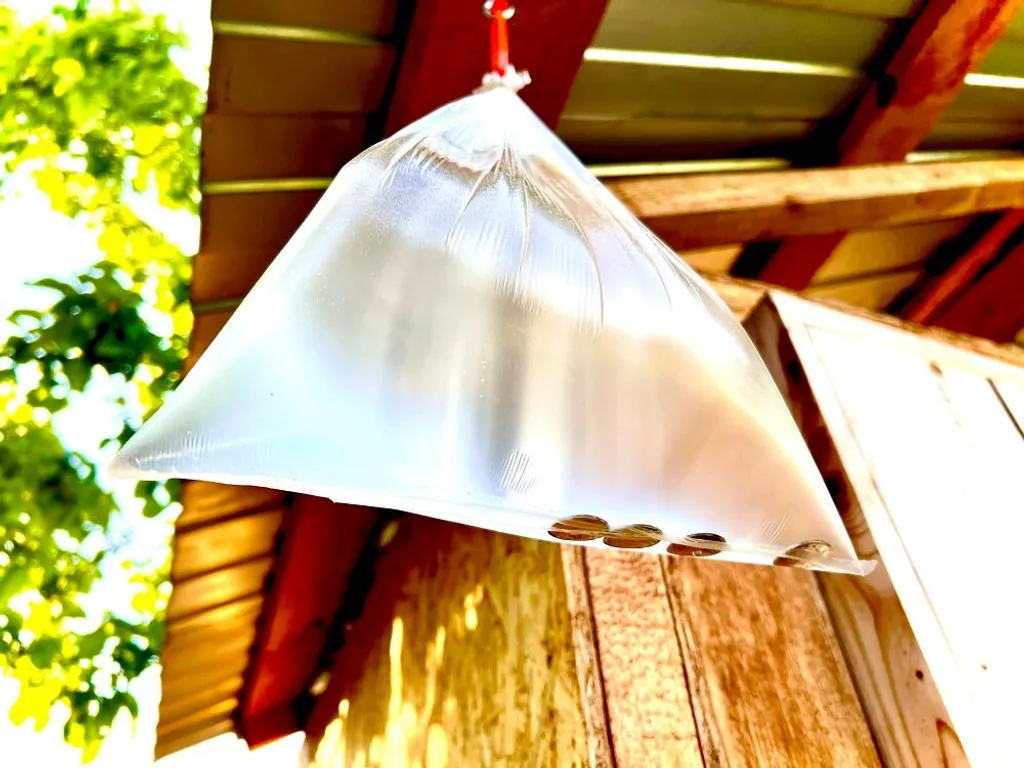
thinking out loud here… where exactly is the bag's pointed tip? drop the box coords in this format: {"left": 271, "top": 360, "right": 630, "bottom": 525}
{"left": 107, "top": 447, "right": 142, "bottom": 479}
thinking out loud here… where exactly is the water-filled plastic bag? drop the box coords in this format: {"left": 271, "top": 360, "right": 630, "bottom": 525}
{"left": 112, "top": 83, "right": 872, "bottom": 575}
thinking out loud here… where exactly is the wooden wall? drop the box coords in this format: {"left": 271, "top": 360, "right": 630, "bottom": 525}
{"left": 301, "top": 275, "right": 882, "bottom": 768}
{"left": 304, "top": 516, "right": 590, "bottom": 768}
{"left": 301, "top": 279, "right": 1024, "bottom": 767}
{"left": 750, "top": 292, "right": 1024, "bottom": 767}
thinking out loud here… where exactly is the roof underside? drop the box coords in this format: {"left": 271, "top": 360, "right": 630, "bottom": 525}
{"left": 156, "top": 0, "right": 1024, "bottom": 756}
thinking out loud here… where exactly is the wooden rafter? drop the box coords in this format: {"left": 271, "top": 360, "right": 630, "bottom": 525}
{"left": 383, "top": 0, "right": 609, "bottom": 134}
{"left": 902, "top": 210, "right": 1024, "bottom": 324}
{"left": 928, "top": 237, "right": 1024, "bottom": 342}
{"left": 606, "top": 158, "right": 1024, "bottom": 251}
{"left": 737, "top": 0, "right": 1022, "bottom": 289}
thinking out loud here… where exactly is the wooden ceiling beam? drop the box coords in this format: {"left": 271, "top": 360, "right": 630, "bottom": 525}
{"left": 607, "top": 158, "right": 1024, "bottom": 251}
{"left": 383, "top": 0, "right": 609, "bottom": 135}
{"left": 927, "top": 237, "right": 1024, "bottom": 343}
{"left": 738, "top": 0, "right": 1022, "bottom": 289}
{"left": 901, "top": 210, "right": 1024, "bottom": 324}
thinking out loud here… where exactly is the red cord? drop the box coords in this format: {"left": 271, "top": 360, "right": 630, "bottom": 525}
{"left": 489, "top": 0, "right": 510, "bottom": 75}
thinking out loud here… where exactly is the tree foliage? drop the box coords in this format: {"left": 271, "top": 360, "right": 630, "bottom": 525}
{"left": 0, "top": 1, "right": 204, "bottom": 758}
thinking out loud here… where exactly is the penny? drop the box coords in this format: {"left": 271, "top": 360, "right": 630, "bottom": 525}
{"left": 603, "top": 524, "right": 662, "bottom": 549}
{"left": 548, "top": 515, "right": 609, "bottom": 542}
{"left": 774, "top": 539, "right": 832, "bottom": 568}
{"left": 667, "top": 532, "right": 727, "bottom": 558}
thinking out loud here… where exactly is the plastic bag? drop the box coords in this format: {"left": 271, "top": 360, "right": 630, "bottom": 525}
{"left": 112, "top": 82, "right": 872, "bottom": 575}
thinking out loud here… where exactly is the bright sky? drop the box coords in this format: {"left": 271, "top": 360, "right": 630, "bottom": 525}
{"left": 1, "top": 2, "right": 301, "bottom": 765}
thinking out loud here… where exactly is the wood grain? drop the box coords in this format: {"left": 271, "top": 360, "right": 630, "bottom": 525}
{"left": 561, "top": 546, "right": 615, "bottom": 768}
{"left": 746, "top": 297, "right": 970, "bottom": 767}
{"left": 304, "top": 518, "right": 589, "bottom": 767}
{"left": 584, "top": 548, "right": 703, "bottom": 767}
{"left": 606, "top": 159, "right": 1024, "bottom": 251}
{"left": 759, "top": 291, "right": 1024, "bottom": 766}
{"left": 750, "top": 0, "right": 1023, "bottom": 288}
{"left": 662, "top": 558, "right": 880, "bottom": 768}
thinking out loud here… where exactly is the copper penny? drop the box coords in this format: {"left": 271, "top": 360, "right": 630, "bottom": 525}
{"left": 667, "top": 533, "right": 727, "bottom": 558}
{"left": 603, "top": 524, "right": 662, "bottom": 549}
{"left": 548, "top": 515, "right": 609, "bottom": 542}
{"left": 773, "top": 540, "right": 832, "bottom": 568}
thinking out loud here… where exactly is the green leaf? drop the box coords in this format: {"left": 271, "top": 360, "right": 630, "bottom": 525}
{"left": 62, "top": 356, "right": 91, "bottom": 391}
{"left": 8, "top": 309, "right": 44, "bottom": 324}
{"left": 122, "top": 692, "right": 139, "bottom": 719}
{"left": 0, "top": 2, "right": 200, "bottom": 753}
{"left": 31, "top": 278, "right": 77, "bottom": 297}
{"left": 28, "top": 636, "right": 62, "bottom": 669}
{"left": 77, "top": 628, "right": 107, "bottom": 659}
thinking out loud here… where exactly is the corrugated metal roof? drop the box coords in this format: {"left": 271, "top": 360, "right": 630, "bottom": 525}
{"left": 155, "top": 484, "right": 288, "bottom": 757}
{"left": 559, "top": 0, "right": 1024, "bottom": 162}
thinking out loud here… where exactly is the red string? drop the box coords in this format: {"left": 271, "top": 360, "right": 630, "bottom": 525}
{"left": 489, "top": 0, "right": 510, "bottom": 75}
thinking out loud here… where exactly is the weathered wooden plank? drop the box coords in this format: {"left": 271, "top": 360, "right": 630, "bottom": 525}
{"left": 584, "top": 549, "right": 703, "bottom": 767}
{"left": 703, "top": 274, "right": 769, "bottom": 322}
{"left": 560, "top": 546, "right": 614, "bottom": 768}
{"left": 384, "top": 0, "right": 609, "bottom": 133}
{"left": 746, "top": 299, "right": 968, "bottom": 766}
{"left": 750, "top": 0, "right": 1022, "bottom": 287}
{"left": 762, "top": 291, "right": 1024, "bottom": 767}
{"left": 661, "top": 558, "right": 880, "bottom": 767}
{"left": 304, "top": 517, "right": 589, "bottom": 767}
{"left": 606, "top": 159, "right": 1024, "bottom": 251}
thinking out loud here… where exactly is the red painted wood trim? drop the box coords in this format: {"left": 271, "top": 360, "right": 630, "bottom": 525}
{"left": 383, "top": 0, "right": 609, "bottom": 135}
{"left": 757, "top": 232, "right": 846, "bottom": 290}
{"left": 930, "top": 240, "right": 1024, "bottom": 343}
{"left": 743, "top": 0, "right": 1022, "bottom": 289}
{"left": 238, "top": 703, "right": 299, "bottom": 751}
{"left": 238, "top": 496, "right": 378, "bottom": 746}
{"left": 902, "top": 210, "right": 1024, "bottom": 324}
{"left": 839, "top": 0, "right": 1021, "bottom": 166}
